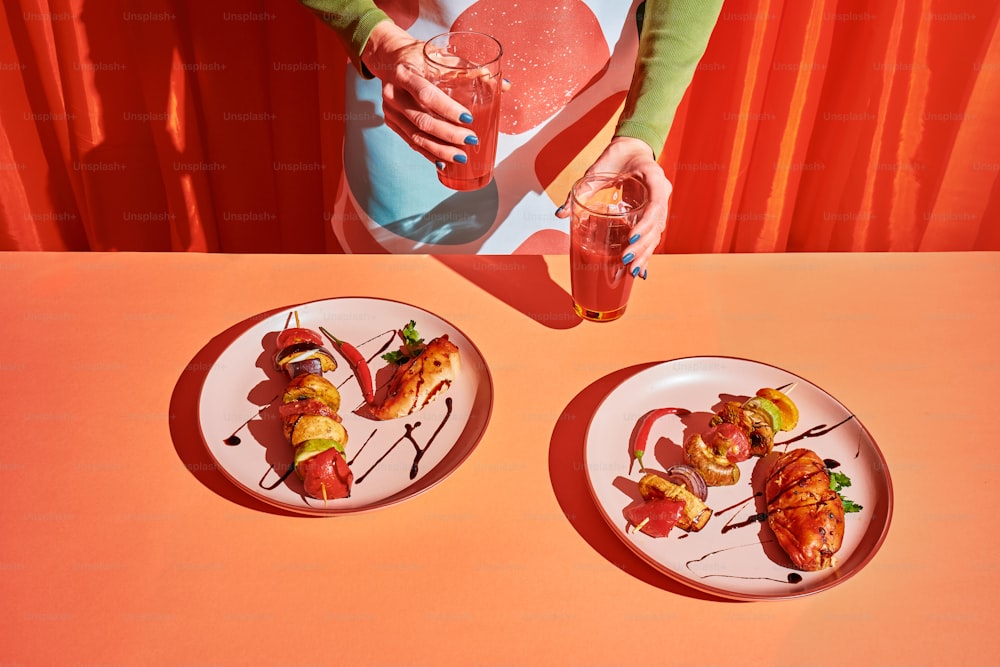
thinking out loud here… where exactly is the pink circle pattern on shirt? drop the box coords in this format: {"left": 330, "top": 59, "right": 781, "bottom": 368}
{"left": 452, "top": 0, "right": 611, "bottom": 135}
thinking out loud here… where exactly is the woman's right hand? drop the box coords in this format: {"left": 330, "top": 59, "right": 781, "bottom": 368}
{"left": 361, "top": 21, "right": 479, "bottom": 167}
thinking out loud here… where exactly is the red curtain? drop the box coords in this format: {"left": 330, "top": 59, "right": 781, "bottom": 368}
{"left": 2, "top": 0, "right": 998, "bottom": 252}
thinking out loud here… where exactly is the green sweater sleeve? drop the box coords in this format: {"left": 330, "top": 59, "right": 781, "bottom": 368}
{"left": 299, "top": 0, "right": 392, "bottom": 76}
{"left": 615, "top": 0, "right": 724, "bottom": 158}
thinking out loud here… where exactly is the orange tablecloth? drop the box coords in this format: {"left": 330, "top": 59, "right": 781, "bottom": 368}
{"left": 2, "top": 252, "right": 998, "bottom": 665}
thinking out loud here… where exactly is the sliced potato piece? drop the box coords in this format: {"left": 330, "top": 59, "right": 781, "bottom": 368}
{"left": 288, "top": 414, "right": 348, "bottom": 449}
{"left": 283, "top": 373, "right": 341, "bottom": 414}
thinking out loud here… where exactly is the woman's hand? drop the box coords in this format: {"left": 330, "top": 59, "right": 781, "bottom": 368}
{"left": 361, "top": 21, "right": 479, "bottom": 167}
{"left": 557, "top": 136, "right": 672, "bottom": 280}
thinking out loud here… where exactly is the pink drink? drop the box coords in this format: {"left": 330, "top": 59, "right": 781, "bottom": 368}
{"left": 570, "top": 213, "right": 635, "bottom": 321}
{"left": 434, "top": 69, "right": 501, "bottom": 191}
{"left": 569, "top": 174, "right": 647, "bottom": 322}
{"left": 424, "top": 32, "right": 503, "bottom": 191}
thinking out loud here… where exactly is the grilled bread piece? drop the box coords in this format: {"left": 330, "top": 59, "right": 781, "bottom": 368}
{"left": 372, "top": 335, "right": 460, "bottom": 420}
{"left": 765, "top": 448, "right": 845, "bottom": 571}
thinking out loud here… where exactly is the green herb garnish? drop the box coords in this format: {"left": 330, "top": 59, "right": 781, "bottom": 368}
{"left": 841, "top": 498, "right": 864, "bottom": 513}
{"left": 381, "top": 320, "right": 425, "bottom": 365}
{"left": 829, "top": 470, "right": 863, "bottom": 513}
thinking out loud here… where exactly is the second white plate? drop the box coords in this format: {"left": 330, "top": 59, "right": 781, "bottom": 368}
{"left": 583, "top": 356, "right": 892, "bottom": 600}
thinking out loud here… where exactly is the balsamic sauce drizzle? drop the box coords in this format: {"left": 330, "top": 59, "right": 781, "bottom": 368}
{"left": 715, "top": 494, "right": 765, "bottom": 535}
{"left": 223, "top": 393, "right": 279, "bottom": 446}
{"left": 721, "top": 512, "right": 768, "bottom": 534}
{"left": 354, "top": 423, "right": 423, "bottom": 485}
{"left": 409, "top": 397, "right": 453, "bottom": 479}
{"left": 259, "top": 463, "right": 297, "bottom": 490}
{"left": 354, "top": 397, "right": 455, "bottom": 484}
{"left": 774, "top": 414, "right": 856, "bottom": 448}
{"left": 365, "top": 331, "right": 396, "bottom": 364}
{"left": 714, "top": 492, "right": 762, "bottom": 517}
{"left": 347, "top": 429, "right": 379, "bottom": 467}
{"left": 685, "top": 541, "right": 802, "bottom": 584}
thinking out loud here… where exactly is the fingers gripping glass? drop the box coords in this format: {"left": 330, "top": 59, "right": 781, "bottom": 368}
{"left": 570, "top": 173, "right": 648, "bottom": 322}
{"left": 423, "top": 32, "right": 503, "bottom": 191}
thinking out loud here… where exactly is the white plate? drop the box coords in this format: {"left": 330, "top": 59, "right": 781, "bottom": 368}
{"left": 583, "top": 356, "right": 892, "bottom": 600}
{"left": 198, "top": 297, "right": 493, "bottom": 515}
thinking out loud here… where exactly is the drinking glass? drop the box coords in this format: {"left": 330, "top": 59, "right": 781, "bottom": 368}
{"left": 569, "top": 173, "right": 648, "bottom": 322}
{"left": 423, "top": 31, "right": 503, "bottom": 191}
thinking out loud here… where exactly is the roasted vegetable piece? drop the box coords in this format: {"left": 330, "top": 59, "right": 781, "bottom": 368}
{"left": 297, "top": 446, "right": 353, "bottom": 500}
{"left": 756, "top": 387, "right": 799, "bottom": 431}
{"left": 744, "top": 396, "right": 783, "bottom": 432}
{"left": 765, "top": 448, "right": 845, "bottom": 571}
{"left": 623, "top": 497, "right": 686, "bottom": 537}
{"left": 638, "top": 473, "right": 713, "bottom": 532}
{"left": 284, "top": 414, "right": 349, "bottom": 448}
{"left": 275, "top": 343, "right": 338, "bottom": 376}
{"left": 683, "top": 432, "right": 740, "bottom": 486}
{"left": 276, "top": 327, "right": 324, "bottom": 348}
{"left": 283, "top": 373, "right": 341, "bottom": 415}
{"left": 710, "top": 400, "right": 775, "bottom": 456}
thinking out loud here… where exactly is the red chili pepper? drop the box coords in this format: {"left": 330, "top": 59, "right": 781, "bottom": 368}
{"left": 319, "top": 327, "right": 375, "bottom": 404}
{"left": 633, "top": 407, "right": 691, "bottom": 469}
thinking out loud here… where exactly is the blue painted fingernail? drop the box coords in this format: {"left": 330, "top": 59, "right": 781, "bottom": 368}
{"left": 555, "top": 205, "right": 564, "bottom": 215}
{"left": 435, "top": 161, "right": 445, "bottom": 170}
{"left": 622, "top": 252, "right": 635, "bottom": 265}
{"left": 454, "top": 154, "right": 467, "bottom": 164}
{"left": 503, "top": 78, "right": 511, "bottom": 84}
{"left": 631, "top": 266, "right": 641, "bottom": 278}
{"left": 628, "top": 233, "right": 641, "bottom": 244}
{"left": 464, "top": 135, "right": 479, "bottom": 145}
{"left": 642, "top": 269, "right": 648, "bottom": 280}
{"left": 459, "top": 112, "right": 474, "bottom": 124}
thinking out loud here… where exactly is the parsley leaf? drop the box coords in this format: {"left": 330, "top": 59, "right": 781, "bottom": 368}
{"left": 829, "top": 471, "right": 852, "bottom": 491}
{"left": 828, "top": 469, "right": 863, "bottom": 513}
{"left": 841, "top": 498, "right": 864, "bottom": 513}
{"left": 381, "top": 320, "right": 426, "bottom": 365}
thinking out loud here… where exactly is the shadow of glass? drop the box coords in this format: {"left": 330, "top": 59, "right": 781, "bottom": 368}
{"left": 546, "top": 362, "right": 740, "bottom": 601}
{"left": 434, "top": 255, "right": 581, "bottom": 330}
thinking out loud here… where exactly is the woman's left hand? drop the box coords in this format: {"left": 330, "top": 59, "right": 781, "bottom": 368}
{"left": 556, "top": 136, "right": 672, "bottom": 280}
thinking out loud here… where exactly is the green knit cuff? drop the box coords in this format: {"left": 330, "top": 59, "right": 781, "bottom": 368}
{"left": 615, "top": 121, "right": 671, "bottom": 161}
{"left": 351, "top": 9, "right": 392, "bottom": 78}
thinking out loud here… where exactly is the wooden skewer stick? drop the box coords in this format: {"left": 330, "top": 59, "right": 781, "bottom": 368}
{"left": 630, "top": 516, "right": 650, "bottom": 534}
{"left": 294, "top": 310, "right": 300, "bottom": 328}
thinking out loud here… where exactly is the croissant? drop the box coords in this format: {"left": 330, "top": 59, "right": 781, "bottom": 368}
{"left": 765, "top": 448, "right": 844, "bottom": 571}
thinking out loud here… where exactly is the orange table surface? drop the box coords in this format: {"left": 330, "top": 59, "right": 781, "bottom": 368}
{"left": 2, "top": 251, "right": 999, "bottom": 665}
